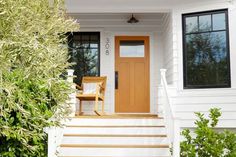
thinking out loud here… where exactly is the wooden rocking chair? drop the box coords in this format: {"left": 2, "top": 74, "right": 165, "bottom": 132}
{"left": 76, "top": 76, "right": 107, "bottom": 116}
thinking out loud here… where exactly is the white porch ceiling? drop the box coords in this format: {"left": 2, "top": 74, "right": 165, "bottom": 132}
{"left": 65, "top": 0, "right": 224, "bottom": 13}
{"left": 68, "top": 13, "right": 168, "bottom": 32}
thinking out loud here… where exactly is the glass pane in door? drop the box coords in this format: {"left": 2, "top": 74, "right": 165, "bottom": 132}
{"left": 120, "top": 40, "right": 145, "bottom": 57}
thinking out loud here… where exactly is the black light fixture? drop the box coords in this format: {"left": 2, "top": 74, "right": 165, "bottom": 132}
{"left": 127, "top": 14, "right": 139, "bottom": 24}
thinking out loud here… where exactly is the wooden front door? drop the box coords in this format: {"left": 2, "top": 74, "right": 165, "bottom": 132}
{"left": 115, "top": 36, "right": 150, "bottom": 113}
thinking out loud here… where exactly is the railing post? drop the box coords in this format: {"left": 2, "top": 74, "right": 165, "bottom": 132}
{"left": 173, "top": 119, "right": 180, "bottom": 157}
{"left": 47, "top": 127, "right": 57, "bottom": 157}
{"left": 67, "top": 69, "right": 76, "bottom": 116}
{"left": 160, "top": 68, "right": 180, "bottom": 157}
{"left": 160, "top": 69, "right": 167, "bottom": 86}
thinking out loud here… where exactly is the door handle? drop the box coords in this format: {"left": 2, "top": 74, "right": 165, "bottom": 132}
{"left": 115, "top": 71, "right": 118, "bottom": 89}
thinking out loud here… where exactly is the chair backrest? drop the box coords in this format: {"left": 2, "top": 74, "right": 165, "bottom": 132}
{"left": 82, "top": 76, "right": 107, "bottom": 95}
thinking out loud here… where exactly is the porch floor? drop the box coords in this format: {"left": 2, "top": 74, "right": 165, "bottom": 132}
{"left": 71, "top": 114, "right": 161, "bottom": 119}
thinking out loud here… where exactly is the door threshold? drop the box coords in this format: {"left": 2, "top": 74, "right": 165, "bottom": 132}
{"left": 112, "top": 113, "right": 158, "bottom": 117}
{"left": 115, "top": 113, "right": 152, "bottom": 115}
{"left": 72, "top": 114, "right": 162, "bottom": 119}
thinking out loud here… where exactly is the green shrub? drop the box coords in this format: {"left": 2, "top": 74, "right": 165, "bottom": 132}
{"left": 180, "top": 108, "right": 236, "bottom": 157}
{"left": 0, "top": 0, "right": 79, "bottom": 156}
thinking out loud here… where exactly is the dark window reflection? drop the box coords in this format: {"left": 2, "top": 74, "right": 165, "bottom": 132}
{"left": 183, "top": 10, "right": 230, "bottom": 88}
{"left": 68, "top": 32, "right": 100, "bottom": 85}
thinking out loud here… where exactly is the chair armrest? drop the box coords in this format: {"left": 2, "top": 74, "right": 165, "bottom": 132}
{"left": 76, "top": 84, "right": 83, "bottom": 90}
{"left": 98, "top": 84, "right": 105, "bottom": 91}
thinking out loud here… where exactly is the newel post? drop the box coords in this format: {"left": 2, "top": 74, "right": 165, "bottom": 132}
{"left": 173, "top": 119, "right": 180, "bottom": 157}
{"left": 160, "top": 69, "right": 167, "bottom": 85}
{"left": 67, "top": 69, "right": 76, "bottom": 116}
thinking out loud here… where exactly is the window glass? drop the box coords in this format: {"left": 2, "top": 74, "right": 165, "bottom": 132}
{"left": 90, "top": 35, "right": 99, "bottom": 41}
{"left": 199, "top": 15, "right": 211, "bottom": 31}
{"left": 90, "top": 42, "right": 98, "bottom": 48}
{"left": 68, "top": 32, "right": 100, "bottom": 85}
{"left": 81, "top": 40, "right": 89, "bottom": 48}
{"left": 213, "top": 13, "right": 226, "bottom": 30}
{"left": 186, "top": 16, "right": 198, "bottom": 33}
{"left": 120, "top": 40, "right": 145, "bottom": 57}
{"left": 183, "top": 10, "right": 230, "bottom": 88}
{"left": 186, "top": 32, "right": 228, "bottom": 86}
{"left": 81, "top": 35, "right": 89, "bottom": 40}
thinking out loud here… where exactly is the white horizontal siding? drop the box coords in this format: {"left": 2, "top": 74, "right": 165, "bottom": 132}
{"left": 162, "top": 13, "right": 175, "bottom": 85}
{"left": 163, "top": 2, "right": 236, "bottom": 128}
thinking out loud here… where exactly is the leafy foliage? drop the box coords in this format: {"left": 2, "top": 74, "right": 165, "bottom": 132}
{"left": 0, "top": 0, "right": 79, "bottom": 156}
{"left": 180, "top": 108, "right": 236, "bottom": 157}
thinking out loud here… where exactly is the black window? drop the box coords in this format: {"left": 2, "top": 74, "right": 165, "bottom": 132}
{"left": 182, "top": 9, "right": 230, "bottom": 89}
{"left": 68, "top": 32, "right": 100, "bottom": 85}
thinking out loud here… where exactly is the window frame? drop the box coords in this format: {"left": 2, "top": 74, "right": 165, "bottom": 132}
{"left": 67, "top": 32, "right": 101, "bottom": 84}
{"left": 182, "top": 9, "right": 231, "bottom": 89}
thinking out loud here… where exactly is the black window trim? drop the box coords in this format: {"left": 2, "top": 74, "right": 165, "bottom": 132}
{"left": 67, "top": 31, "right": 101, "bottom": 84}
{"left": 182, "top": 9, "right": 231, "bottom": 89}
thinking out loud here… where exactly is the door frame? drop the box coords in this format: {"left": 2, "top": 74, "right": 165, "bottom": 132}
{"left": 114, "top": 36, "right": 150, "bottom": 113}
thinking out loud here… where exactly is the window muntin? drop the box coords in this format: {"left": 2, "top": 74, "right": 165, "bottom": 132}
{"left": 68, "top": 32, "right": 100, "bottom": 85}
{"left": 183, "top": 9, "right": 230, "bottom": 88}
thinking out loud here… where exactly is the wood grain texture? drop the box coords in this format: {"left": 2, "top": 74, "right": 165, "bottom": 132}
{"left": 115, "top": 36, "right": 150, "bottom": 113}
{"left": 76, "top": 76, "right": 107, "bottom": 115}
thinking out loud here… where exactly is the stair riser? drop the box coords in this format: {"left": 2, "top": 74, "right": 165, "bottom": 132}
{"left": 65, "top": 119, "right": 164, "bottom": 126}
{"left": 63, "top": 127, "right": 167, "bottom": 135}
{"left": 59, "top": 148, "right": 170, "bottom": 156}
{"left": 61, "top": 136, "right": 169, "bottom": 145}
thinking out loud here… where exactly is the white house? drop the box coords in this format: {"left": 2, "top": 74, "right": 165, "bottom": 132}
{"left": 47, "top": 0, "right": 236, "bottom": 156}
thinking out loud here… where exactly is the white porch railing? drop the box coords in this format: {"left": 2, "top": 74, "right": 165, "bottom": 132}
{"left": 160, "top": 69, "right": 180, "bottom": 157}
{"left": 45, "top": 69, "right": 77, "bottom": 157}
